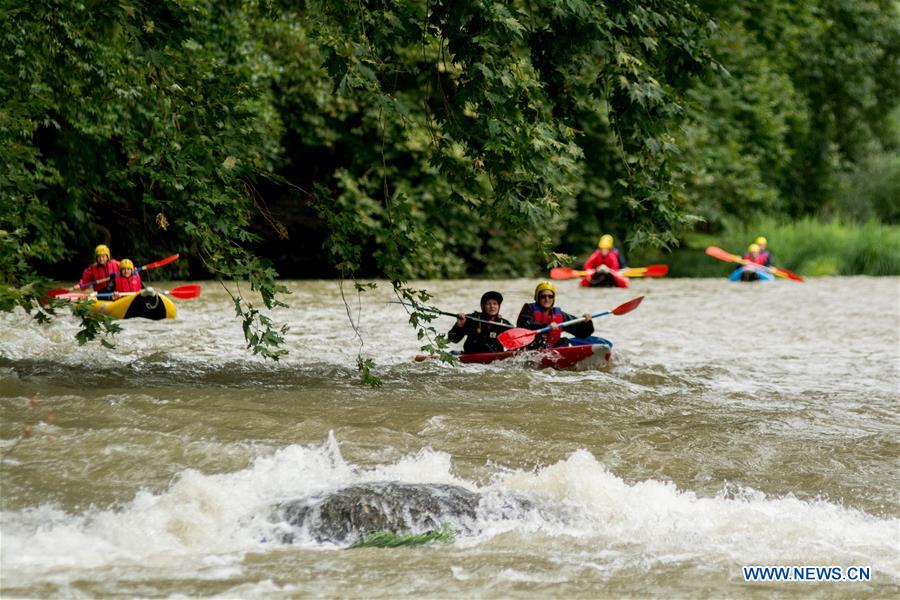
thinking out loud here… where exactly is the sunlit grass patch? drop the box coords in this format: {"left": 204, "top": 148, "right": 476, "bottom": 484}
{"left": 349, "top": 524, "right": 455, "bottom": 548}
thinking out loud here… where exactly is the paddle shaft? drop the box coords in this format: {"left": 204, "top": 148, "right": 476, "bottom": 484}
{"left": 390, "top": 301, "right": 513, "bottom": 328}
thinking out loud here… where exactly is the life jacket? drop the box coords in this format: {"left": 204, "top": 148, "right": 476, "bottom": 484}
{"left": 527, "top": 302, "right": 565, "bottom": 347}
{"left": 79, "top": 259, "right": 120, "bottom": 292}
{"left": 744, "top": 253, "right": 766, "bottom": 266}
{"left": 584, "top": 249, "right": 620, "bottom": 272}
{"left": 758, "top": 250, "right": 771, "bottom": 265}
{"left": 113, "top": 273, "right": 143, "bottom": 293}
{"left": 463, "top": 311, "right": 510, "bottom": 353}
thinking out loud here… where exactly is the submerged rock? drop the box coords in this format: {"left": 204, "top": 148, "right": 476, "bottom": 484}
{"left": 272, "top": 481, "right": 532, "bottom": 546}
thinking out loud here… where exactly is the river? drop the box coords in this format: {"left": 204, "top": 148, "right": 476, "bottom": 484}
{"left": 1, "top": 277, "right": 898, "bottom": 597}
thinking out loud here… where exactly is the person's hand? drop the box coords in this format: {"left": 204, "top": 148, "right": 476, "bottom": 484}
{"left": 456, "top": 312, "right": 466, "bottom": 327}
{"left": 549, "top": 322, "right": 560, "bottom": 330}
{"left": 112, "top": 292, "right": 120, "bottom": 300}
{"left": 582, "top": 313, "right": 592, "bottom": 322}
{"left": 597, "top": 264, "right": 610, "bottom": 272}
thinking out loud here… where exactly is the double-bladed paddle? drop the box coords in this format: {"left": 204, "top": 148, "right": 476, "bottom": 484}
{"left": 72, "top": 253, "right": 180, "bottom": 291}
{"left": 497, "top": 296, "right": 644, "bottom": 350}
{"left": 387, "top": 301, "right": 514, "bottom": 328}
{"left": 55, "top": 284, "right": 201, "bottom": 301}
{"left": 705, "top": 246, "right": 804, "bottom": 282}
{"left": 550, "top": 264, "right": 668, "bottom": 280}
{"left": 620, "top": 265, "right": 669, "bottom": 278}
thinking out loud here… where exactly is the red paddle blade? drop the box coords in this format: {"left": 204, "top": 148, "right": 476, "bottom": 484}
{"left": 165, "top": 284, "right": 201, "bottom": 299}
{"left": 497, "top": 327, "right": 538, "bottom": 351}
{"left": 612, "top": 295, "right": 644, "bottom": 315}
{"left": 550, "top": 267, "right": 580, "bottom": 280}
{"left": 141, "top": 253, "right": 179, "bottom": 271}
{"left": 705, "top": 246, "right": 740, "bottom": 263}
{"left": 645, "top": 264, "right": 669, "bottom": 277}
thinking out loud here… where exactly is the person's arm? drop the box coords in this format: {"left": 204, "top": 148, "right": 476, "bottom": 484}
{"left": 561, "top": 310, "right": 595, "bottom": 337}
{"left": 583, "top": 250, "right": 601, "bottom": 270}
{"left": 448, "top": 316, "right": 466, "bottom": 343}
{"left": 76, "top": 267, "right": 93, "bottom": 290}
{"left": 606, "top": 253, "right": 620, "bottom": 271}
{"left": 616, "top": 249, "right": 627, "bottom": 269}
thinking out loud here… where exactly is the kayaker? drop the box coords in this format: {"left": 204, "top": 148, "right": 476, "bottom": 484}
{"left": 105, "top": 259, "right": 156, "bottom": 298}
{"left": 516, "top": 282, "right": 594, "bottom": 348}
{"left": 76, "top": 244, "right": 120, "bottom": 292}
{"left": 581, "top": 235, "right": 622, "bottom": 287}
{"left": 755, "top": 236, "right": 773, "bottom": 266}
{"left": 736, "top": 243, "right": 767, "bottom": 281}
{"left": 448, "top": 291, "right": 513, "bottom": 354}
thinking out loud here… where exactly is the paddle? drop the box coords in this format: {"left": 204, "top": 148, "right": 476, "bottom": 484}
{"left": 705, "top": 246, "right": 804, "bottom": 282}
{"left": 56, "top": 284, "right": 201, "bottom": 301}
{"left": 388, "top": 301, "right": 514, "bottom": 328}
{"left": 620, "top": 264, "right": 669, "bottom": 278}
{"left": 551, "top": 264, "right": 668, "bottom": 280}
{"left": 73, "top": 253, "right": 180, "bottom": 291}
{"left": 498, "top": 296, "right": 644, "bottom": 351}
{"left": 550, "top": 267, "right": 588, "bottom": 280}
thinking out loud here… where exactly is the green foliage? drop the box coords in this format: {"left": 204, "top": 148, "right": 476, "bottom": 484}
{"left": 349, "top": 523, "right": 455, "bottom": 548}
{"left": 673, "top": 0, "right": 900, "bottom": 231}
{"left": 1, "top": 0, "right": 288, "bottom": 353}
{"left": 3, "top": 0, "right": 897, "bottom": 371}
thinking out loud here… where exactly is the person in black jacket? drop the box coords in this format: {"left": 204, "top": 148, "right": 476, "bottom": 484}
{"left": 516, "top": 281, "right": 594, "bottom": 348}
{"left": 448, "top": 291, "right": 513, "bottom": 354}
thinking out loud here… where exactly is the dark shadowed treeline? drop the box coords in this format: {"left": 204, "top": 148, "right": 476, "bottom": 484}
{"left": 2, "top": 0, "right": 898, "bottom": 352}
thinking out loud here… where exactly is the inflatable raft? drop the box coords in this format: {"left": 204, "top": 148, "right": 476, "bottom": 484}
{"left": 90, "top": 293, "right": 177, "bottom": 320}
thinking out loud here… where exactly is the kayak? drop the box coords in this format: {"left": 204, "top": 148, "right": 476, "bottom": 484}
{"left": 579, "top": 270, "right": 628, "bottom": 288}
{"left": 415, "top": 340, "right": 613, "bottom": 369}
{"left": 729, "top": 266, "right": 774, "bottom": 282}
{"left": 90, "top": 293, "right": 177, "bottom": 320}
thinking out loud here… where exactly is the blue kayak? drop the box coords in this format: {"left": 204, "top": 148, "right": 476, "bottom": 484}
{"left": 730, "top": 266, "right": 774, "bottom": 282}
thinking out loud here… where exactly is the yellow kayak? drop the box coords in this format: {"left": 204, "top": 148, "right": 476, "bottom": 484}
{"left": 90, "top": 293, "right": 177, "bottom": 320}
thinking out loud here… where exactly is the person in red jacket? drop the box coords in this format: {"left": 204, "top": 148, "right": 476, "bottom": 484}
{"left": 76, "top": 245, "right": 120, "bottom": 292}
{"left": 736, "top": 243, "right": 768, "bottom": 281}
{"left": 515, "top": 282, "right": 594, "bottom": 348}
{"left": 755, "top": 236, "right": 774, "bottom": 266}
{"left": 581, "top": 235, "right": 621, "bottom": 287}
{"left": 105, "top": 259, "right": 155, "bottom": 298}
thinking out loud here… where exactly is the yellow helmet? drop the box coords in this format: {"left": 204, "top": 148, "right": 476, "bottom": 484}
{"left": 95, "top": 244, "right": 110, "bottom": 258}
{"left": 755, "top": 236, "right": 767, "bottom": 247}
{"left": 598, "top": 234, "right": 614, "bottom": 249}
{"left": 748, "top": 243, "right": 760, "bottom": 254}
{"left": 119, "top": 258, "right": 134, "bottom": 270}
{"left": 534, "top": 281, "right": 556, "bottom": 301}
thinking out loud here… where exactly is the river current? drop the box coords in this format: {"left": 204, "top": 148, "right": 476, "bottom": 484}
{"left": 1, "top": 277, "right": 898, "bottom": 597}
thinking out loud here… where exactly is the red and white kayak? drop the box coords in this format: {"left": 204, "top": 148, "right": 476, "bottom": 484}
{"left": 415, "top": 343, "right": 612, "bottom": 370}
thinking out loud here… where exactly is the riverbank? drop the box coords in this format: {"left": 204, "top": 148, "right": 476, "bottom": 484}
{"left": 628, "top": 218, "right": 900, "bottom": 278}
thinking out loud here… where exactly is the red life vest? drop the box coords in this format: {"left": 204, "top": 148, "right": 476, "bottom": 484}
{"left": 529, "top": 303, "right": 565, "bottom": 347}
{"left": 758, "top": 250, "right": 770, "bottom": 265}
{"left": 744, "top": 253, "right": 766, "bottom": 266}
{"left": 79, "top": 259, "right": 120, "bottom": 292}
{"left": 113, "top": 273, "right": 143, "bottom": 293}
{"left": 584, "top": 249, "right": 620, "bottom": 271}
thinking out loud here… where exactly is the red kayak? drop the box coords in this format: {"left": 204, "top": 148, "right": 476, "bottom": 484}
{"left": 415, "top": 343, "right": 612, "bottom": 369}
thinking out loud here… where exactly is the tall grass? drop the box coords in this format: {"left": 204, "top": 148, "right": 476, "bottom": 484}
{"left": 631, "top": 218, "right": 900, "bottom": 277}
